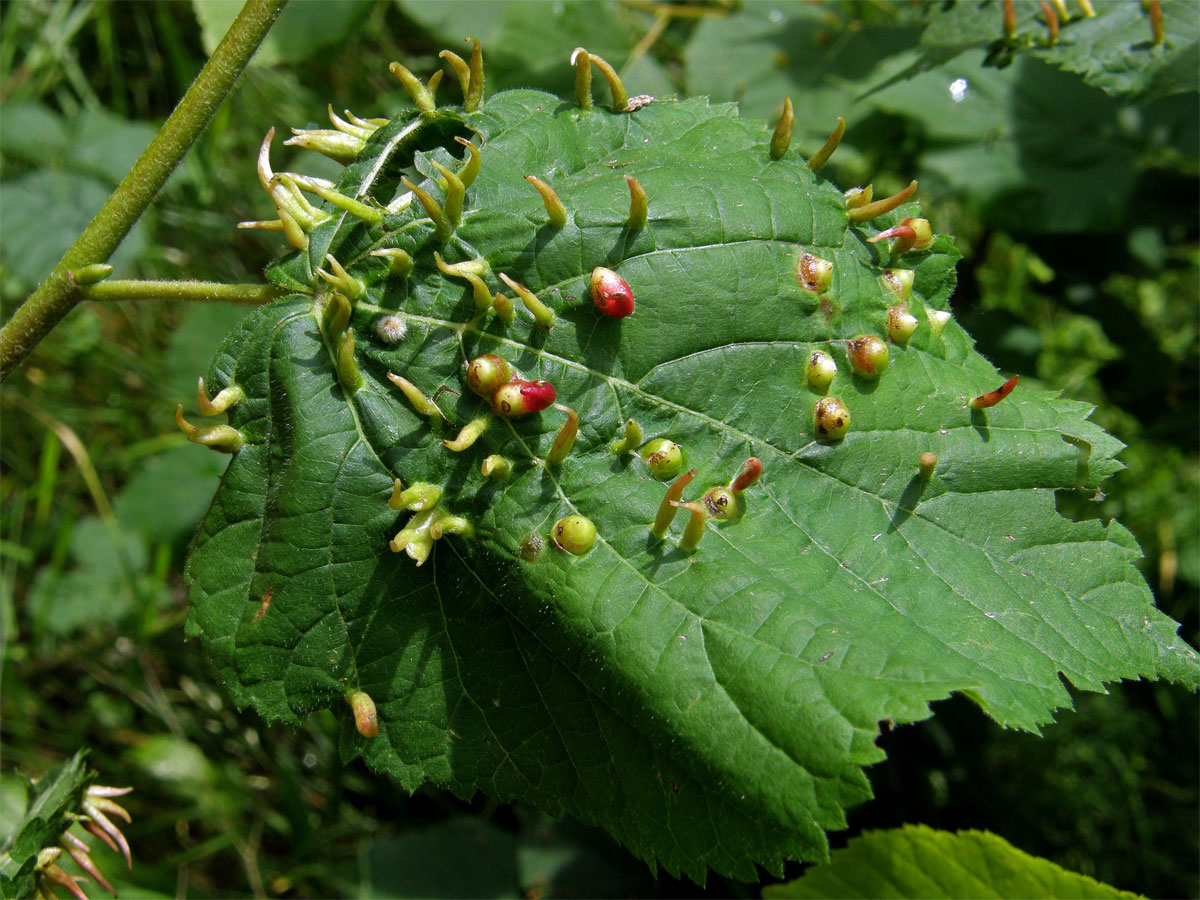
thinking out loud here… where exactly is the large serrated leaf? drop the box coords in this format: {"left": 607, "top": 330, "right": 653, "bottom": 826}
{"left": 184, "top": 87, "right": 1198, "bottom": 881}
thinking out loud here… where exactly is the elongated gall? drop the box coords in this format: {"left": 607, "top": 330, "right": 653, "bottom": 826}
{"left": 499, "top": 273, "right": 555, "bottom": 328}
{"left": 641, "top": 438, "right": 683, "bottom": 480}
{"left": 814, "top": 397, "right": 851, "bottom": 441}
{"left": 525, "top": 176, "right": 567, "bottom": 227}
{"left": 175, "top": 406, "right": 245, "bottom": 453}
{"left": 72, "top": 263, "right": 114, "bottom": 285}
{"left": 807, "top": 116, "right": 846, "bottom": 171}
{"left": 454, "top": 136, "right": 482, "bottom": 188}
{"left": 492, "top": 292, "right": 515, "bottom": 324}
{"left": 672, "top": 501, "right": 709, "bottom": 551}
{"left": 430, "top": 161, "right": 465, "bottom": 225}
{"left": 584, "top": 51, "right": 628, "bottom": 112}
{"left": 317, "top": 255, "right": 363, "bottom": 299}
{"left": 197, "top": 377, "right": 244, "bottom": 416}
{"left": 770, "top": 96, "right": 794, "bottom": 161}
{"left": 387, "top": 372, "right": 445, "bottom": 420}
{"left": 322, "top": 291, "right": 352, "bottom": 340}
{"left": 807, "top": 350, "right": 837, "bottom": 392}
{"left": 1003, "top": 0, "right": 1017, "bottom": 39}
{"left": 848, "top": 180, "right": 918, "bottom": 222}
{"left": 389, "top": 480, "right": 443, "bottom": 511}
{"left": 464, "top": 37, "right": 484, "bottom": 111}
{"left": 732, "top": 457, "right": 763, "bottom": 493}
{"left": 440, "top": 48, "right": 470, "bottom": 97}
{"left": 651, "top": 468, "right": 697, "bottom": 539}
{"left": 444, "top": 416, "right": 489, "bottom": 451}
{"left": 552, "top": 514, "right": 597, "bottom": 555}
{"left": 547, "top": 405, "right": 579, "bottom": 465}
{"left": 389, "top": 61, "right": 437, "bottom": 115}
{"left": 435, "top": 252, "right": 492, "bottom": 311}
{"left": 1040, "top": 1, "right": 1059, "bottom": 45}
{"left": 371, "top": 248, "right": 414, "bottom": 279}
{"left": 625, "top": 175, "right": 648, "bottom": 229}
{"left": 346, "top": 691, "right": 379, "bottom": 738}
{"left": 844, "top": 185, "right": 873, "bottom": 209}
{"left": 847, "top": 335, "right": 889, "bottom": 377}
{"left": 970, "top": 375, "right": 1019, "bottom": 409}
{"left": 887, "top": 306, "right": 919, "bottom": 345}
{"left": 431, "top": 515, "right": 474, "bottom": 540}
{"left": 466, "top": 354, "right": 513, "bottom": 397}
{"left": 390, "top": 508, "right": 437, "bottom": 565}
{"left": 590, "top": 266, "right": 634, "bottom": 317}
{"left": 492, "top": 379, "right": 556, "bottom": 417}
{"left": 336, "top": 329, "right": 364, "bottom": 392}
{"left": 401, "top": 176, "right": 451, "bottom": 240}
{"left": 571, "top": 47, "right": 593, "bottom": 111}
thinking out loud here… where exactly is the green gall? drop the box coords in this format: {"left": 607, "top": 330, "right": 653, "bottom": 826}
{"left": 499, "top": 273, "right": 555, "bottom": 328}
{"left": 552, "top": 514, "right": 597, "bottom": 556}
{"left": 431, "top": 515, "right": 474, "bottom": 540}
{"left": 525, "top": 175, "right": 567, "bottom": 228}
{"left": 651, "top": 468, "right": 697, "bottom": 539}
{"left": 390, "top": 508, "right": 438, "bottom": 565}
{"left": 848, "top": 180, "right": 918, "bottom": 223}
{"left": 389, "top": 480, "right": 443, "bottom": 511}
{"left": 389, "top": 61, "right": 436, "bottom": 115}
{"left": 336, "top": 328, "right": 364, "bottom": 393}
{"left": 346, "top": 690, "right": 379, "bottom": 738}
{"left": 847, "top": 335, "right": 889, "bottom": 377}
{"left": 610, "top": 419, "right": 643, "bottom": 455}
{"left": 814, "top": 396, "right": 851, "bottom": 441}
{"left": 481, "top": 455, "right": 511, "bottom": 479}
{"left": 370, "top": 248, "right": 414, "bottom": 279}
{"left": 770, "top": 96, "right": 794, "bottom": 161}
{"left": 571, "top": 47, "right": 593, "bottom": 111}
{"left": 72, "top": 263, "right": 114, "bottom": 285}
{"left": 386, "top": 372, "right": 445, "bottom": 421}
{"left": 795, "top": 251, "right": 833, "bottom": 294}
{"left": 927, "top": 308, "right": 952, "bottom": 335}
{"left": 317, "top": 255, "right": 364, "bottom": 300}
{"left": 641, "top": 438, "right": 683, "bottom": 480}
{"left": 844, "top": 185, "right": 873, "bottom": 209}
{"left": 671, "top": 500, "right": 709, "bottom": 552}
{"left": 321, "top": 291, "right": 352, "bottom": 342}
{"left": 547, "top": 405, "right": 579, "bottom": 465}
{"left": 807, "top": 350, "right": 837, "bottom": 392}
{"left": 175, "top": 406, "right": 245, "bottom": 453}
{"left": 887, "top": 306, "right": 919, "bottom": 345}
{"left": 197, "top": 377, "right": 244, "bottom": 416}
{"left": 881, "top": 268, "right": 914, "bottom": 301}
{"left": 466, "top": 354, "right": 513, "bottom": 398}
{"left": 401, "top": 176, "right": 451, "bottom": 241}
{"left": 444, "top": 417, "right": 489, "bottom": 452}
{"left": 625, "top": 175, "right": 647, "bottom": 229}
{"left": 702, "top": 486, "right": 741, "bottom": 522}
{"left": 806, "top": 115, "right": 845, "bottom": 172}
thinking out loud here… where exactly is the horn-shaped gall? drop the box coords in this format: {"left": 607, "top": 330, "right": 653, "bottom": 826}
{"left": 969, "top": 375, "right": 1019, "bottom": 409}
{"left": 481, "top": 455, "right": 511, "bottom": 479}
{"left": 387, "top": 372, "right": 446, "bottom": 421}
{"left": 498, "top": 273, "right": 555, "bottom": 328}
{"left": 197, "top": 377, "right": 244, "bottom": 416}
{"left": 919, "top": 452, "right": 938, "bottom": 478}
{"left": 651, "top": 468, "right": 697, "bottom": 539}
{"left": 525, "top": 176, "right": 567, "bottom": 228}
{"left": 175, "top": 406, "right": 245, "bottom": 453}
{"left": 547, "top": 405, "right": 579, "bottom": 465}
{"left": 625, "top": 175, "right": 647, "bottom": 229}
{"left": 671, "top": 501, "right": 709, "bottom": 552}
{"left": 610, "top": 418, "right": 643, "bottom": 455}
{"left": 370, "top": 248, "right": 414, "bottom": 279}
{"left": 807, "top": 116, "right": 846, "bottom": 172}
{"left": 770, "top": 96, "right": 794, "bottom": 161}
{"left": 444, "top": 416, "right": 489, "bottom": 452}
{"left": 388, "top": 480, "right": 442, "bottom": 511}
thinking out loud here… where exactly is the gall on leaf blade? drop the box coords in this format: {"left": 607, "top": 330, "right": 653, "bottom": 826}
{"left": 186, "top": 90, "right": 1200, "bottom": 884}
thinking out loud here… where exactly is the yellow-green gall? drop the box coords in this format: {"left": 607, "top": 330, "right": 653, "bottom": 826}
{"left": 807, "top": 350, "right": 837, "bottom": 392}
{"left": 641, "top": 438, "right": 683, "bottom": 480}
{"left": 466, "top": 354, "right": 512, "bottom": 398}
{"left": 552, "top": 514, "right": 597, "bottom": 556}
{"left": 814, "top": 397, "right": 851, "bottom": 441}
{"left": 847, "top": 335, "right": 889, "bottom": 377}
{"left": 887, "top": 306, "right": 919, "bottom": 345}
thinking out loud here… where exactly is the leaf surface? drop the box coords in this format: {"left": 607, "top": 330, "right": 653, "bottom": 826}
{"left": 762, "top": 824, "right": 1141, "bottom": 899}
{"left": 185, "top": 87, "right": 1198, "bottom": 881}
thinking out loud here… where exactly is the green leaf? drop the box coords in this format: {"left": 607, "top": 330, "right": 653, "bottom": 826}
{"left": 0, "top": 751, "right": 93, "bottom": 897}
{"left": 891, "top": 0, "right": 1198, "bottom": 102}
{"left": 762, "top": 825, "right": 1141, "bottom": 899}
{"left": 191, "top": 0, "right": 374, "bottom": 66}
{"left": 185, "top": 85, "right": 1198, "bottom": 882}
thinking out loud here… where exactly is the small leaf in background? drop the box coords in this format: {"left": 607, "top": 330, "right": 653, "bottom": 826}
{"left": 191, "top": 0, "right": 375, "bottom": 66}
{"left": 762, "top": 825, "right": 1141, "bottom": 899}
{"left": 0, "top": 171, "right": 148, "bottom": 289}
{"left": 0, "top": 101, "right": 69, "bottom": 166}
{"left": 67, "top": 106, "right": 159, "bottom": 185}
{"left": 360, "top": 819, "right": 518, "bottom": 900}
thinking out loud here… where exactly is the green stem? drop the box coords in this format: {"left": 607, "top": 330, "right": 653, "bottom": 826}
{"left": 0, "top": 0, "right": 288, "bottom": 382}
{"left": 82, "top": 280, "right": 288, "bottom": 305}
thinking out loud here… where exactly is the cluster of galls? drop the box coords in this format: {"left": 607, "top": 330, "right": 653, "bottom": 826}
{"left": 30, "top": 784, "right": 133, "bottom": 900}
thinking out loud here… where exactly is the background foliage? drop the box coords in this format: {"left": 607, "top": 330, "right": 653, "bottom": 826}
{"left": 1, "top": 1, "right": 1195, "bottom": 897}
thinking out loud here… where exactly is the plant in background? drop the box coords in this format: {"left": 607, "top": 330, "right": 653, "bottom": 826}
{"left": 1, "top": 1, "right": 1196, "bottom": 896}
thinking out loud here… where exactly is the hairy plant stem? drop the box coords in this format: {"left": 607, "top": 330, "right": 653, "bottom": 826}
{"left": 0, "top": 0, "right": 288, "bottom": 382}
{"left": 82, "top": 280, "right": 288, "bottom": 305}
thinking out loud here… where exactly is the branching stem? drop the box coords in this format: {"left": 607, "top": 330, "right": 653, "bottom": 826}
{"left": 0, "top": 0, "right": 288, "bottom": 382}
